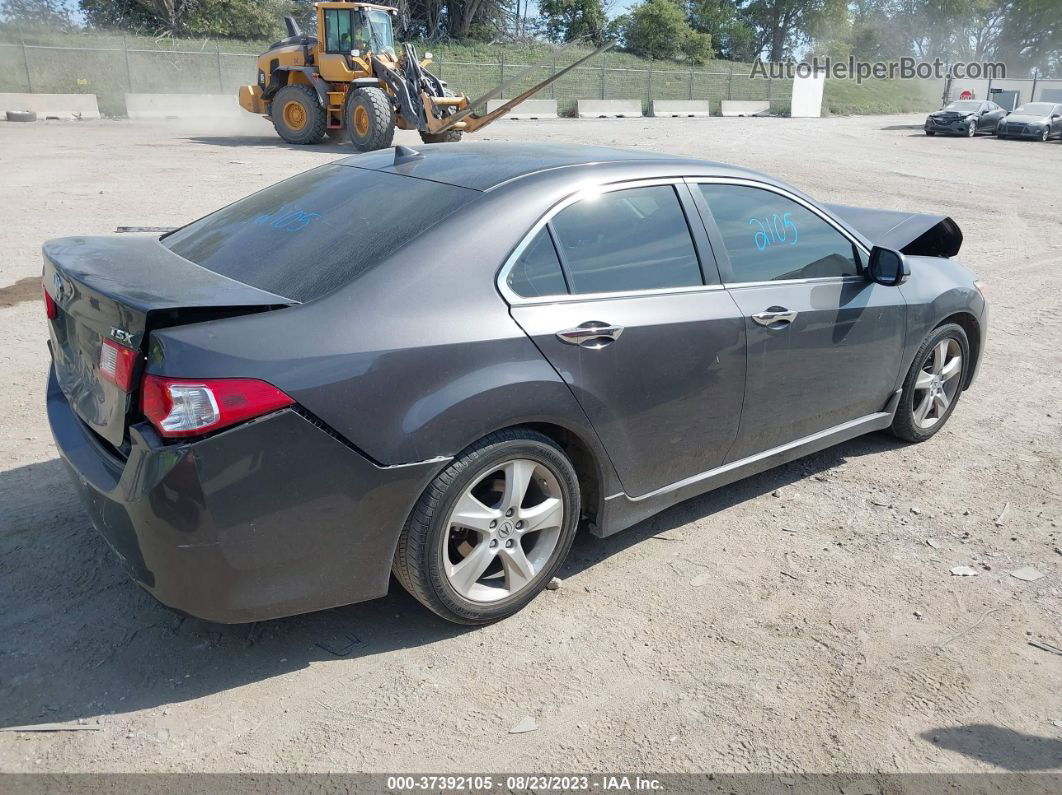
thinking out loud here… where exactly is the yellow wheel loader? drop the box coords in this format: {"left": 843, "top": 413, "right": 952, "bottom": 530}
{"left": 238, "top": 2, "right": 613, "bottom": 150}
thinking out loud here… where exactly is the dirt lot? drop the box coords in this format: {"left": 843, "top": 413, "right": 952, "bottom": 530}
{"left": 0, "top": 114, "right": 1060, "bottom": 775}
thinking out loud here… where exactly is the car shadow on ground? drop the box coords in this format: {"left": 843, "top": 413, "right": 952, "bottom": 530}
{"left": 182, "top": 135, "right": 353, "bottom": 152}
{"left": 921, "top": 725, "right": 1062, "bottom": 771}
{"left": 0, "top": 432, "right": 903, "bottom": 729}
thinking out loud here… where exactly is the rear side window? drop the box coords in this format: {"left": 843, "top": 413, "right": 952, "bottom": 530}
{"left": 698, "top": 184, "right": 860, "bottom": 283}
{"left": 506, "top": 228, "right": 568, "bottom": 298}
{"left": 550, "top": 185, "right": 702, "bottom": 295}
{"left": 163, "top": 165, "right": 478, "bottom": 302}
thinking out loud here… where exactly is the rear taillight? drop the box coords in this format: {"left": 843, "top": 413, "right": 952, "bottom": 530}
{"left": 99, "top": 338, "right": 137, "bottom": 391}
{"left": 43, "top": 284, "right": 57, "bottom": 319}
{"left": 140, "top": 375, "right": 295, "bottom": 438}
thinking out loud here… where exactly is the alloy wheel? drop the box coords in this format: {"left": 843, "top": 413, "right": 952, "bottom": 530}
{"left": 912, "top": 338, "right": 963, "bottom": 429}
{"left": 442, "top": 459, "right": 565, "bottom": 603}
{"left": 967, "top": 121, "right": 976, "bottom": 137}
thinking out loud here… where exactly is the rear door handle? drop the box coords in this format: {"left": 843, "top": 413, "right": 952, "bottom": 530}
{"left": 556, "top": 321, "right": 624, "bottom": 347}
{"left": 751, "top": 308, "right": 798, "bottom": 327}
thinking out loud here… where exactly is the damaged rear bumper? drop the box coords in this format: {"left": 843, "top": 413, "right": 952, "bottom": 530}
{"left": 47, "top": 368, "right": 445, "bottom": 623}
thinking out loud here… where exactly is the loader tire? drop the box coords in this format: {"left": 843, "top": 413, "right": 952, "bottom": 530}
{"left": 418, "top": 129, "right": 463, "bottom": 144}
{"left": 271, "top": 85, "right": 327, "bottom": 145}
{"left": 346, "top": 87, "right": 395, "bottom": 152}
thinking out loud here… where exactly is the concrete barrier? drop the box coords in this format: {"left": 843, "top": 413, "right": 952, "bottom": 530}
{"left": 651, "top": 100, "right": 712, "bottom": 118}
{"left": 487, "top": 99, "right": 558, "bottom": 119}
{"left": 0, "top": 93, "right": 100, "bottom": 120}
{"left": 720, "top": 100, "right": 771, "bottom": 117}
{"left": 125, "top": 93, "right": 243, "bottom": 120}
{"left": 577, "top": 99, "right": 642, "bottom": 118}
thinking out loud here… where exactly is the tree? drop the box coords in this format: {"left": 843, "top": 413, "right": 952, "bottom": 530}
{"left": 539, "top": 0, "right": 608, "bottom": 45}
{"left": 79, "top": 0, "right": 299, "bottom": 38}
{"left": 0, "top": 0, "right": 76, "bottom": 29}
{"left": 736, "top": 0, "right": 824, "bottom": 61}
{"left": 624, "top": 0, "right": 713, "bottom": 63}
{"left": 687, "top": 0, "right": 757, "bottom": 59}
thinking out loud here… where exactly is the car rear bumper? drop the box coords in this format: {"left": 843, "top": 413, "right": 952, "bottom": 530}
{"left": 47, "top": 367, "right": 446, "bottom": 623}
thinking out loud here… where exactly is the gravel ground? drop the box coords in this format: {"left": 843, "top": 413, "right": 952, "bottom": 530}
{"left": 0, "top": 114, "right": 1060, "bottom": 775}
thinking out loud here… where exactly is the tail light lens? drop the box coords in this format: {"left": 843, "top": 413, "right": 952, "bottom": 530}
{"left": 44, "top": 284, "right": 57, "bottom": 319}
{"left": 141, "top": 375, "right": 295, "bottom": 438}
{"left": 99, "top": 338, "right": 137, "bottom": 391}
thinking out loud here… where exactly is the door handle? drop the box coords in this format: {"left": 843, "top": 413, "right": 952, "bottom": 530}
{"left": 751, "top": 308, "right": 798, "bottom": 327}
{"left": 556, "top": 321, "right": 624, "bottom": 347}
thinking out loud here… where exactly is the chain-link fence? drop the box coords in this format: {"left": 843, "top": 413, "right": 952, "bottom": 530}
{"left": 0, "top": 34, "right": 792, "bottom": 118}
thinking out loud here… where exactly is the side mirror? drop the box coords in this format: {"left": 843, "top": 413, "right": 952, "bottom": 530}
{"left": 867, "top": 246, "right": 910, "bottom": 286}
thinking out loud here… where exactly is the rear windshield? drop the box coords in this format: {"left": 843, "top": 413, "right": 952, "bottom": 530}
{"left": 163, "top": 164, "right": 479, "bottom": 302}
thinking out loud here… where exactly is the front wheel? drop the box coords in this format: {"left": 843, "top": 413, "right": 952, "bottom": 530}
{"left": 419, "top": 129, "right": 463, "bottom": 144}
{"left": 890, "top": 323, "right": 970, "bottom": 443}
{"left": 393, "top": 430, "right": 580, "bottom": 625}
{"left": 925, "top": 130, "right": 936, "bottom": 136}
{"left": 1040, "top": 128, "right": 1050, "bottom": 142}
{"left": 346, "top": 87, "right": 395, "bottom": 152}
{"left": 967, "top": 121, "right": 976, "bottom": 137}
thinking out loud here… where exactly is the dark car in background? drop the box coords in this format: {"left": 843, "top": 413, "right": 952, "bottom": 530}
{"left": 996, "top": 103, "right": 1062, "bottom": 141}
{"left": 925, "top": 100, "right": 1007, "bottom": 136}
{"left": 44, "top": 143, "right": 987, "bottom": 626}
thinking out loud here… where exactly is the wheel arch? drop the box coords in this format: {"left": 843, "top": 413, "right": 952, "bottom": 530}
{"left": 935, "top": 311, "right": 980, "bottom": 389}
{"left": 442, "top": 420, "right": 609, "bottom": 536}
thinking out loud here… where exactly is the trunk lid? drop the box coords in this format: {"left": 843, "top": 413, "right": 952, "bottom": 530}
{"left": 44, "top": 236, "right": 293, "bottom": 449}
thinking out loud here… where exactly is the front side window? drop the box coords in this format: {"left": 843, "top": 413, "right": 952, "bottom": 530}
{"left": 698, "top": 184, "right": 860, "bottom": 283}
{"left": 549, "top": 185, "right": 702, "bottom": 295}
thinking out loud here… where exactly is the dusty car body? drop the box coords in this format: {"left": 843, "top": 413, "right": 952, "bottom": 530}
{"left": 45, "top": 143, "right": 987, "bottom": 624}
{"left": 996, "top": 103, "right": 1062, "bottom": 141}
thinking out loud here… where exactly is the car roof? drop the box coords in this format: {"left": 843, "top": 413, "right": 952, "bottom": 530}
{"left": 335, "top": 142, "right": 768, "bottom": 192}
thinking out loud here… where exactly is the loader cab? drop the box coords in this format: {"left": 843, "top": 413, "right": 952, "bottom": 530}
{"left": 318, "top": 2, "right": 397, "bottom": 80}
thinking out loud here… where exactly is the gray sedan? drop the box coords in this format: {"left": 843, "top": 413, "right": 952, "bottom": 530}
{"left": 44, "top": 143, "right": 987, "bottom": 625}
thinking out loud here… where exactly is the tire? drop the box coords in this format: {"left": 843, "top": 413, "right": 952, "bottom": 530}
{"left": 967, "top": 121, "right": 976, "bottom": 137}
{"left": 890, "top": 323, "right": 970, "bottom": 443}
{"left": 393, "top": 429, "right": 580, "bottom": 625}
{"left": 418, "top": 129, "right": 463, "bottom": 144}
{"left": 270, "top": 85, "right": 326, "bottom": 145}
{"left": 1040, "top": 128, "right": 1050, "bottom": 142}
{"left": 6, "top": 110, "right": 36, "bottom": 122}
{"left": 925, "top": 130, "right": 935, "bottom": 136}
{"left": 346, "top": 87, "right": 395, "bottom": 152}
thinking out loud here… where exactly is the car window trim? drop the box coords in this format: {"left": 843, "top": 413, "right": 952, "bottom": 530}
{"left": 497, "top": 178, "right": 720, "bottom": 306}
{"left": 684, "top": 176, "right": 871, "bottom": 287}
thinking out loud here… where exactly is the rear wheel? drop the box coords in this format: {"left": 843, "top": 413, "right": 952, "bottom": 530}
{"left": 393, "top": 430, "right": 580, "bottom": 625}
{"left": 346, "top": 87, "right": 395, "bottom": 152}
{"left": 270, "top": 85, "right": 326, "bottom": 145}
{"left": 890, "top": 323, "right": 969, "bottom": 443}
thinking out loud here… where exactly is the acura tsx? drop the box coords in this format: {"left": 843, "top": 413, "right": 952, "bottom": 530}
{"left": 45, "top": 143, "right": 987, "bottom": 625}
